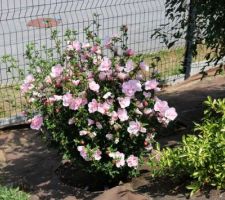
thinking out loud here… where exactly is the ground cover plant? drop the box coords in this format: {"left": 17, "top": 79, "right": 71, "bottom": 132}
{"left": 0, "top": 185, "right": 29, "bottom": 200}
{"left": 149, "top": 97, "right": 225, "bottom": 196}
{"left": 20, "top": 23, "right": 177, "bottom": 184}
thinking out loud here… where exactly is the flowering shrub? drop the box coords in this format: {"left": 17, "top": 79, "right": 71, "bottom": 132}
{"left": 21, "top": 25, "right": 177, "bottom": 181}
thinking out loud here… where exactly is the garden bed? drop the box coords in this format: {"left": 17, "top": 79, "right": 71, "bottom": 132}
{"left": 0, "top": 74, "right": 225, "bottom": 200}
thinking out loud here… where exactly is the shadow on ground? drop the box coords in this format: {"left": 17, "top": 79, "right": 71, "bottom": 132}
{"left": 0, "top": 127, "right": 100, "bottom": 200}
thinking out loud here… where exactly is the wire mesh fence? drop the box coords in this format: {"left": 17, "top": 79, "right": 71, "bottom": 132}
{"left": 0, "top": 0, "right": 188, "bottom": 126}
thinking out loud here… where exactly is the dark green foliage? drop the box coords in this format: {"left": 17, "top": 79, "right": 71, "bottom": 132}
{"left": 154, "top": 0, "right": 225, "bottom": 65}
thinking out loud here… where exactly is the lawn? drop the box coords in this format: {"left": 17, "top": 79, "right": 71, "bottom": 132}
{"left": 0, "top": 85, "right": 24, "bottom": 119}
{"left": 143, "top": 44, "right": 210, "bottom": 77}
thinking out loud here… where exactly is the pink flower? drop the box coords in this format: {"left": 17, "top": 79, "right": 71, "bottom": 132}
{"left": 127, "top": 120, "right": 146, "bottom": 136}
{"left": 122, "top": 80, "right": 142, "bottom": 97}
{"left": 67, "top": 41, "right": 81, "bottom": 51}
{"left": 20, "top": 83, "right": 34, "bottom": 94}
{"left": 53, "top": 95, "right": 62, "bottom": 101}
{"left": 117, "top": 97, "right": 131, "bottom": 108}
{"left": 96, "top": 122, "right": 103, "bottom": 129}
{"left": 88, "top": 118, "right": 95, "bottom": 126}
{"left": 143, "top": 92, "right": 151, "bottom": 98}
{"left": 140, "top": 62, "right": 149, "bottom": 72}
{"left": 91, "top": 45, "right": 101, "bottom": 54}
{"left": 50, "top": 64, "right": 63, "bottom": 78}
{"left": 126, "top": 155, "right": 138, "bottom": 168}
{"left": 109, "top": 111, "right": 118, "bottom": 124}
{"left": 165, "top": 107, "right": 177, "bottom": 121}
{"left": 69, "top": 97, "right": 83, "bottom": 110}
{"left": 44, "top": 75, "right": 52, "bottom": 84}
{"left": 99, "top": 72, "right": 106, "bottom": 81}
{"left": 93, "top": 149, "right": 102, "bottom": 161}
{"left": 125, "top": 49, "right": 135, "bottom": 56}
{"left": 103, "top": 36, "right": 112, "bottom": 49}
{"left": 62, "top": 93, "right": 73, "bottom": 107}
{"left": 89, "top": 80, "right": 100, "bottom": 93}
{"left": 87, "top": 71, "right": 94, "bottom": 79}
{"left": 154, "top": 99, "right": 169, "bottom": 115}
{"left": 106, "top": 133, "right": 113, "bottom": 140}
{"left": 88, "top": 99, "right": 98, "bottom": 113}
{"left": 124, "top": 60, "right": 134, "bottom": 73}
{"left": 117, "top": 72, "right": 128, "bottom": 80}
{"left": 98, "top": 57, "right": 111, "bottom": 71}
{"left": 117, "top": 108, "right": 129, "bottom": 122}
{"left": 77, "top": 146, "right": 89, "bottom": 161}
{"left": 30, "top": 115, "right": 43, "bottom": 130}
{"left": 24, "top": 74, "right": 35, "bottom": 83}
{"left": 109, "top": 151, "right": 125, "bottom": 168}
{"left": 72, "top": 41, "right": 81, "bottom": 51}
{"left": 72, "top": 80, "right": 80, "bottom": 86}
{"left": 145, "top": 79, "right": 160, "bottom": 91}
{"left": 144, "top": 108, "right": 153, "bottom": 115}
{"left": 98, "top": 102, "right": 111, "bottom": 115}
{"left": 79, "top": 130, "right": 88, "bottom": 136}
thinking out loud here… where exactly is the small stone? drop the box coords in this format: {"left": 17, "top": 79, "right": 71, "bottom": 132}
{"left": 0, "top": 150, "right": 6, "bottom": 163}
{"left": 64, "top": 196, "right": 78, "bottom": 200}
{"left": 29, "top": 195, "right": 40, "bottom": 200}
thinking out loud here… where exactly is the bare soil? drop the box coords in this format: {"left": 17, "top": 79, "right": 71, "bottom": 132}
{"left": 0, "top": 74, "right": 225, "bottom": 200}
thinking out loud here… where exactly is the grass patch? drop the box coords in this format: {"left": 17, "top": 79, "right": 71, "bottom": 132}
{"left": 0, "top": 185, "right": 29, "bottom": 200}
{"left": 143, "top": 45, "right": 210, "bottom": 77}
{"left": 0, "top": 84, "right": 25, "bottom": 119}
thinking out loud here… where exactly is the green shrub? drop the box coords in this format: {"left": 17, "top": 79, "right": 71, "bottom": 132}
{"left": 149, "top": 97, "right": 225, "bottom": 196}
{"left": 20, "top": 24, "right": 177, "bottom": 183}
{"left": 0, "top": 186, "right": 29, "bottom": 200}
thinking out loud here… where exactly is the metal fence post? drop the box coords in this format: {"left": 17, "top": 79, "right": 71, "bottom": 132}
{"left": 184, "top": 0, "right": 197, "bottom": 79}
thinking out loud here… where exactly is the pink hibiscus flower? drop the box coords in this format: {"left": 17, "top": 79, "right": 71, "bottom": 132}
{"left": 98, "top": 57, "right": 112, "bottom": 71}
{"left": 122, "top": 80, "right": 142, "bottom": 97}
{"left": 50, "top": 64, "right": 63, "bottom": 78}
{"left": 117, "top": 108, "right": 129, "bottom": 122}
{"left": 126, "top": 155, "right": 139, "bottom": 168}
{"left": 30, "top": 115, "right": 43, "bottom": 130}
{"left": 88, "top": 99, "right": 98, "bottom": 113}
{"left": 89, "top": 80, "right": 100, "bottom": 93}
{"left": 165, "top": 107, "right": 177, "bottom": 121}
{"left": 117, "top": 97, "right": 131, "bottom": 108}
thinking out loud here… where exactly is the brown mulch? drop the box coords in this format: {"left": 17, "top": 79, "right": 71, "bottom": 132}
{"left": 0, "top": 74, "right": 225, "bottom": 200}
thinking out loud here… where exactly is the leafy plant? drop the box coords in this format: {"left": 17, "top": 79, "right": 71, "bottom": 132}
{"left": 149, "top": 97, "right": 225, "bottom": 196}
{"left": 0, "top": 186, "right": 29, "bottom": 200}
